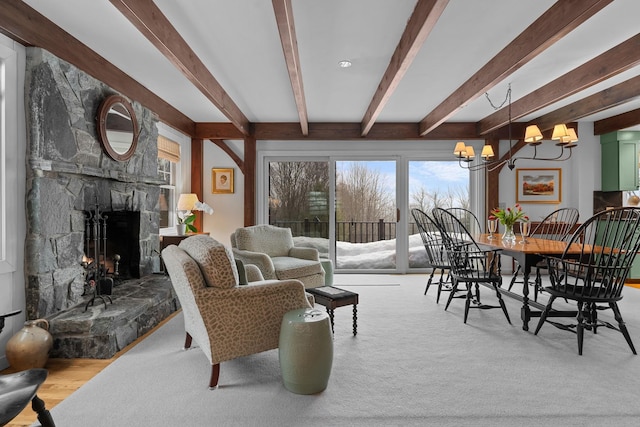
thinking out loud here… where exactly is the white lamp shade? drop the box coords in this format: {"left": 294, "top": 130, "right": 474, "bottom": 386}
{"left": 551, "top": 124, "right": 569, "bottom": 141}
{"left": 524, "top": 125, "right": 543, "bottom": 144}
{"left": 480, "top": 145, "right": 494, "bottom": 159}
{"left": 453, "top": 142, "right": 466, "bottom": 156}
{"left": 465, "top": 146, "right": 475, "bottom": 159}
{"left": 562, "top": 127, "right": 579, "bottom": 148}
{"left": 177, "top": 193, "right": 200, "bottom": 211}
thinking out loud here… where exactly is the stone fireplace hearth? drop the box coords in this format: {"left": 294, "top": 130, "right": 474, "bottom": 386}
{"left": 23, "top": 48, "right": 178, "bottom": 358}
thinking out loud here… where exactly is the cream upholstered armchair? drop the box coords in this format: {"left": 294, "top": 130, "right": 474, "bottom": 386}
{"left": 161, "top": 235, "right": 313, "bottom": 389}
{"left": 230, "top": 224, "right": 325, "bottom": 288}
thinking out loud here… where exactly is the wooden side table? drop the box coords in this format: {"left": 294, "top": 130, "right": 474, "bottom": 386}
{"left": 306, "top": 286, "right": 359, "bottom": 336}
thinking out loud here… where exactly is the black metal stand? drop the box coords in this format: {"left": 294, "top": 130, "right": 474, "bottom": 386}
{"left": 83, "top": 204, "right": 116, "bottom": 312}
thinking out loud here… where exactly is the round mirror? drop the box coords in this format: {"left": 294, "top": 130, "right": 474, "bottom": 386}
{"left": 97, "top": 95, "right": 139, "bottom": 161}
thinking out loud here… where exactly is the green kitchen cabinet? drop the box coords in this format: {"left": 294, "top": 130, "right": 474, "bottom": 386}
{"left": 601, "top": 131, "right": 640, "bottom": 191}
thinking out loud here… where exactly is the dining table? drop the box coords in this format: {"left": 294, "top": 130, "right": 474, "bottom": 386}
{"left": 474, "top": 234, "right": 583, "bottom": 331}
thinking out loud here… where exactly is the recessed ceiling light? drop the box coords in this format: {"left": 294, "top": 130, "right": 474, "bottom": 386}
{"left": 338, "top": 60, "right": 352, "bottom": 68}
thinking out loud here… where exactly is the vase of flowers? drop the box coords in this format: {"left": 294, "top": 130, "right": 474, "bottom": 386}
{"left": 176, "top": 213, "right": 196, "bottom": 235}
{"left": 490, "top": 204, "right": 528, "bottom": 244}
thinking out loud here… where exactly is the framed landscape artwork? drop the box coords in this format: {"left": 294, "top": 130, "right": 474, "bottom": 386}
{"left": 212, "top": 168, "right": 234, "bottom": 194}
{"left": 516, "top": 168, "right": 561, "bottom": 204}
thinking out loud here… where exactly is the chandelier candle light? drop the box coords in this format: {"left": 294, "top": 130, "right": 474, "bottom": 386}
{"left": 490, "top": 204, "right": 528, "bottom": 244}
{"left": 453, "top": 84, "right": 578, "bottom": 172}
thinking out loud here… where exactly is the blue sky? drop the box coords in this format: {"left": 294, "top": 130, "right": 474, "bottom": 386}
{"left": 336, "top": 160, "right": 468, "bottom": 197}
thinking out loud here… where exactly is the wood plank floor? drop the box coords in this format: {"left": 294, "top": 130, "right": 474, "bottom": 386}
{"left": 1, "top": 311, "right": 179, "bottom": 427}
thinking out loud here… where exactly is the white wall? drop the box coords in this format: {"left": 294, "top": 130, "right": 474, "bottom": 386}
{"left": 497, "top": 125, "right": 597, "bottom": 223}
{"left": 201, "top": 140, "right": 246, "bottom": 246}
{"left": 0, "top": 35, "right": 26, "bottom": 369}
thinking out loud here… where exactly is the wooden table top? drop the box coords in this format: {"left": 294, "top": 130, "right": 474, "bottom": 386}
{"left": 474, "top": 234, "right": 583, "bottom": 255}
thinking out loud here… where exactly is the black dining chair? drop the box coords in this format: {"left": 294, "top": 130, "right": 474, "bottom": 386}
{"left": 0, "top": 311, "right": 55, "bottom": 427}
{"left": 411, "top": 208, "right": 452, "bottom": 302}
{"left": 446, "top": 207, "right": 482, "bottom": 236}
{"left": 432, "top": 208, "right": 511, "bottom": 324}
{"left": 508, "top": 207, "right": 580, "bottom": 300}
{"left": 534, "top": 207, "right": 640, "bottom": 355}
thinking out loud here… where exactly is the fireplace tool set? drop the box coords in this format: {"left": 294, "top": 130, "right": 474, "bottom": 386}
{"left": 82, "top": 204, "right": 121, "bottom": 311}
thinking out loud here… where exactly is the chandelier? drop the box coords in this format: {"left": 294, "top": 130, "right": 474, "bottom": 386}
{"left": 453, "top": 84, "right": 578, "bottom": 172}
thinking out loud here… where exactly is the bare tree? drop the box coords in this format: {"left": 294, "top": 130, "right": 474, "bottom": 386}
{"left": 269, "top": 161, "right": 329, "bottom": 222}
{"left": 409, "top": 185, "right": 469, "bottom": 213}
{"left": 336, "top": 163, "right": 394, "bottom": 221}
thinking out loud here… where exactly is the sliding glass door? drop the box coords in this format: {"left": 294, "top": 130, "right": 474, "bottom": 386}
{"left": 335, "top": 160, "right": 397, "bottom": 270}
{"left": 265, "top": 156, "right": 473, "bottom": 273}
{"left": 407, "top": 160, "right": 470, "bottom": 269}
{"left": 268, "top": 160, "right": 330, "bottom": 258}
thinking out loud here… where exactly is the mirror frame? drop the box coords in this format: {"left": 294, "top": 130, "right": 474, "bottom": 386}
{"left": 97, "top": 94, "right": 139, "bottom": 162}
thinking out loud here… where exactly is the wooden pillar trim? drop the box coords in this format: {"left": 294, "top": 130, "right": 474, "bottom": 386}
{"left": 191, "top": 138, "right": 204, "bottom": 232}
{"left": 209, "top": 139, "right": 245, "bottom": 173}
{"left": 243, "top": 136, "right": 256, "bottom": 226}
{"left": 486, "top": 136, "right": 499, "bottom": 219}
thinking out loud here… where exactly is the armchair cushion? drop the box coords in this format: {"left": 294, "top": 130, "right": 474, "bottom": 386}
{"left": 289, "top": 246, "right": 320, "bottom": 261}
{"left": 234, "top": 225, "right": 294, "bottom": 257}
{"left": 271, "top": 257, "right": 324, "bottom": 280}
{"left": 179, "top": 235, "right": 238, "bottom": 289}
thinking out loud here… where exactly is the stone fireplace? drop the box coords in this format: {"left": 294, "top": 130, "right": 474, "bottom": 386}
{"left": 23, "top": 48, "right": 178, "bottom": 357}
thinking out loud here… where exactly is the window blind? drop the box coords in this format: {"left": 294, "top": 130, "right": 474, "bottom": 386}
{"left": 157, "top": 135, "right": 180, "bottom": 162}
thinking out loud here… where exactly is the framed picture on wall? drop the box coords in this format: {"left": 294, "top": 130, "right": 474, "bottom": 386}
{"left": 516, "top": 168, "right": 561, "bottom": 204}
{"left": 212, "top": 168, "right": 234, "bottom": 194}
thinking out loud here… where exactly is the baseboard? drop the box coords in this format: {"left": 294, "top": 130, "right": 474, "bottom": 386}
{"left": 625, "top": 280, "right": 640, "bottom": 289}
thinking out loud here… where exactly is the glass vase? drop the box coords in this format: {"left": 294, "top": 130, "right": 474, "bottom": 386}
{"left": 502, "top": 224, "right": 516, "bottom": 244}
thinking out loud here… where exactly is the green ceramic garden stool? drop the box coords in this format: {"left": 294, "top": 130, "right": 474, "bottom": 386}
{"left": 279, "top": 308, "right": 333, "bottom": 394}
{"left": 320, "top": 259, "right": 334, "bottom": 285}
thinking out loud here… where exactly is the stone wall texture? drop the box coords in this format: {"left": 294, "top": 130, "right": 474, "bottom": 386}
{"left": 24, "top": 48, "right": 163, "bottom": 319}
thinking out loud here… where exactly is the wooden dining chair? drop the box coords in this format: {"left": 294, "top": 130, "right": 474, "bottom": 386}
{"left": 411, "top": 208, "right": 452, "bottom": 302}
{"left": 432, "top": 208, "right": 511, "bottom": 324}
{"left": 534, "top": 207, "right": 640, "bottom": 355}
{"left": 446, "top": 207, "right": 482, "bottom": 236}
{"left": 508, "top": 207, "right": 579, "bottom": 300}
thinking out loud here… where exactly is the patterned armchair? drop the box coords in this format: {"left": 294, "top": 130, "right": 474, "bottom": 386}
{"left": 161, "top": 235, "right": 313, "bottom": 389}
{"left": 230, "top": 225, "right": 325, "bottom": 288}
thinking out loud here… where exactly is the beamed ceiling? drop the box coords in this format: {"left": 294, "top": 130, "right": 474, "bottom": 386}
{"left": 2, "top": 0, "right": 640, "bottom": 141}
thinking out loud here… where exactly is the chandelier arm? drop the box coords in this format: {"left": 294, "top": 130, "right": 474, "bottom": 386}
{"left": 461, "top": 147, "right": 575, "bottom": 172}
{"left": 454, "top": 84, "right": 576, "bottom": 172}
{"left": 511, "top": 146, "right": 573, "bottom": 162}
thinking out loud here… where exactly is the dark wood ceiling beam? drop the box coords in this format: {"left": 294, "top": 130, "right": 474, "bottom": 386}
{"left": 594, "top": 108, "right": 640, "bottom": 135}
{"left": 418, "top": 0, "right": 614, "bottom": 136}
{"left": 360, "top": 0, "right": 449, "bottom": 136}
{"left": 251, "top": 122, "right": 478, "bottom": 140}
{"left": 531, "top": 75, "right": 640, "bottom": 131}
{"left": 478, "top": 33, "right": 640, "bottom": 135}
{"left": 272, "top": 0, "right": 309, "bottom": 136}
{"left": 110, "top": 0, "right": 251, "bottom": 136}
{"left": 0, "top": 0, "right": 194, "bottom": 135}
{"left": 194, "top": 123, "right": 246, "bottom": 140}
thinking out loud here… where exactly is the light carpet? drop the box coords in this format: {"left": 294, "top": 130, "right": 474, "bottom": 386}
{"left": 45, "top": 274, "right": 640, "bottom": 426}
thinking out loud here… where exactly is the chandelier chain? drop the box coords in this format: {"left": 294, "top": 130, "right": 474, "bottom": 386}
{"left": 484, "top": 83, "right": 511, "bottom": 111}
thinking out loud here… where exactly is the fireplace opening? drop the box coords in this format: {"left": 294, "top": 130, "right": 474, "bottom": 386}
{"left": 84, "top": 210, "right": 141, "bottom": 280}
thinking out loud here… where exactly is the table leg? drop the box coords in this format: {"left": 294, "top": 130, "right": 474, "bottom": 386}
{"left": 327, "top": 308, "right": 335, "bottom": 333}
{"left": 521, "top": 264, "right": 532, "bottom": 331}
{"left": 352, "top": 304, "right": 358, "bottom": 336}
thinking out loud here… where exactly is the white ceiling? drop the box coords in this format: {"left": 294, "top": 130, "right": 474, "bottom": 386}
{"left": 20, "top": 0, "right": 640, "bottom": 130}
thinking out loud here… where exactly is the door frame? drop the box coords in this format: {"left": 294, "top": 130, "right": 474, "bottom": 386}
{"left": 257, "top": 141, "right": 485, "bottom": 273}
